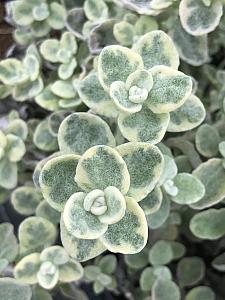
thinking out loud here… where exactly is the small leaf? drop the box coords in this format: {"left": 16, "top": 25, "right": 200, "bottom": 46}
{"left": 40, "top": 39, "right": 60, "bottom": 63}
{"left": 18, "top": 216, "right": 57, "bottom": 251}
{"left": 113, "top": 21, "right": 134, "bottom": 46}
{"left": 100, "top": 197, "right": 148, "bottom": 254}
{"left": 125, "top": 248, "right": 149, "bottom": 270}
{"left": 98, "top": 254, "right": 117, "bottom": 274}
{"left": 51, "top": 80, "right": 76, "bottom": 99}
{"left": 185, "top": 286, "right": 215, "bottom": 300}
{"left": 40, "top": 154, "right": 81, "bottom": 212}
{"left": 140, "top": 267, "right": 156, "bottom": 292}
{"left": 58, "top": 58, "right": 77, "bottom": 80}
{"left": 133, "top": 30, "right": 179, "bottom": 70}
{"left": 6, "top": 134, "right": 26, "bottom": 162}
{"left": 146, "top": 66, "right": 192, "bottom": 114}
{"left": 0, "top": 59, "right": 28, "bottom": 85}
{"left": 58, "top": 260, "right": 83, "bottom": 282}
{"left": 139, "top": 186, "right": 163, "bottom": 215}
{"left": 33, "top": 119, "right": 58, "bottom": 152}
{"left": 118, "top": 104, "right": 170, "bottom": 144}
{"left": 98, "top": 45, "right": 143, "bottom": 91}
{"left": 147, "top": 193, "right": 170, "bottom": 229}
{"left": 63, "top": 192, "right": 108, "bottom": 239}
{"left": 6, "top": 119, "right": 28, "bottom": 141}
{"left": 12, "top": 2, "right": 33, "bottom": 26}
{"left": 14, "top": 253, "right": 41, "bottom": 284}
{"left": 35, "top": 200, "right": 61, "bottom": 225}
{"left": 171, "top": 173, "right": 205, "bottom": 205}
{"left": 177, "top": 257, "right": 205, "bottom": 287}
{"left": 168, "top": 95, "right": 205, "bottom": 132}
{"left": 149, "top": 240, "right": 173, "bottom": 266}
{"left": 0, "top": 277, "right": 32, "bottom": 300}
{"left": 212, "top": 252, "right": 225, "bottom": 271}
{"left": 84, "top": 0, "right": 108, "bottom": 21}
{"left": 0, "top": 158, "right": 17, "bottom": 189}
{"left": 47, "top": 2, "right": 67, "bottom": 30}
{"left": 75, "top": 145, "right": 130, "bottom": 194}
{"left": 37, "top": 262, "right": 59, "bottom": 290}
{"left": 195, "top": 124, "right": 220, "bottom": 158}
{"left": 60, "top": 218, "right": 106, "bottom": 262}
{"left": 179, "top": 0, "right": 223, "bottom": 36}
{"left": 35, "top": 85, "right": 60, "bottom": 111}
{"left": 190, "top": 208, "right": 225, "bottom": 240}
{"left": 191, "top": 159, "right": 225, "bottom": 209}
{"left": 0, "top": 223, "right": 18, "bottom": 263}
{"left": 58, "top": 113, "right": 116, "bottom": 155}
{"left": 11, "top": 186, "right": 43, "bottom": 216}
{"left": 116, "top": 142, "right": 163, "bottom": 201}
{"left": 41, "top": 246, "right": 69, "bottom": 265}
{"left": 152, "top": 279, "right": 180, "bottom": 300}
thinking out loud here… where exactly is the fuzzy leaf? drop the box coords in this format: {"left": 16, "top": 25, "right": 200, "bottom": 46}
{"left": 152, "top": 279, "right": 180, "bottom": 300}
{"left": 58, "top": 113, "right": 115, "bottom": 155}
{"left": 149, "top": 240, "right": 173, "bottom": 266}
{"left": 139, "top": 186, "right": 163, "bottom": 215}
{"left": 147, "top": 193, "right": 170, "bottom": 229}
{"left": 35, "top": 85, "right": 61, "bottom": 111}
{"left": 40, "top": 154, "right": 81, "bottom": 212}
{"left": 37, "top": 262, "right": 59, "bottom": 290}
{"left": 116, "top": 142, "right": 163, "bottom": 201}
{"left": 0, "top": 59, "right": 28, "bottom": 85}
{"left": 0, "top": 278, "right": 32, "bottom": 300}
{"left": 0, "top": 158, "right": 17, "bottom": 189}
{"left": 14, "top": 253, "right": 41, "bottom": 284}
{"left": 84, "top": 0, "right": 108, "bottom": 21}
{"left": 191, "top": 159, "right": 225, "bottom": 209}
{"left": 179, "top": 0, "right": 223, "bottom": 36}
{"left": 146, "top": 66, "right": 192, "bottom": 114}
{"left": 33, "top": 119, "right": 58, "bottom": 152}
{"left": 171, "top": 173, "right": 205, "bottom": 205}
{"left": 11, "top": 186, "right": 43, "bottom": 216}
{"left": 41, "top": 246, "right": 69, "bottom": 265}
{"left": 40, "top": 39, "right": 60, "bottom": 62}
{"left": 118, "top": 104, "right": 169, "bottom": 144}
{"left": 75, "top": 145, "right": 130, "bottom": 195}
{"left": 133, "top": 30, "right": 179, "bottom": 70}
{"left": 47, "top": 2, "right": 67, "bottom": 30}
{"left": 35, "top": 200, "right": 61, "bottom": 225}
{"left": 18, "top": 217, "right": 57, "bottom": 251}
{"left": 100, "top": 197, "right": 148, "bottom": 254}
{"left": 60, "top": 218, "right": 106, "bottom": 262}
{"left": 0, "top": 223, "right": 18, "bottom": 263}
{"left": 58, "top": 260, "right": 83, "bottom": 282}
{"left": 98, "top": 45, "right": 143, "bottom": 91}
{"left": 190, "top": 208, "right": 225, "bottom": 240}
{"left": 6, "top": 119, "right": 28, "bottom": 141}
{"left": 63, "top": 192, "right": 108, "bottom": 239}
{"left": 168, "top": 95, "right": 205, "bottom": 132}
{"left": 6, "top": 134, "right": 26, "bottom": 162}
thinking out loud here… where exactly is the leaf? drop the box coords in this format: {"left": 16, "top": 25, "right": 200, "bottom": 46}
{"left": 100, "top": 197, "right": 148, "bottom": 254}
{"left": 147, "top": 193, "right": 171, "bottom": 229}
{"left": 179, "top": 0, "right": 223, "bottom": 36}
{"left": 37, "top": 262, "right": 59, "bottom": 290}
{"left": 0, "top": 59, "right": 28, "bottom": 85}
{"left": 63, "top": 192, "right": 108, "bottom": 239}
{"left": 190, "top": 208, "right": 225, "bottom": 240}
{"left": 125, "top": 248, "right": 149, "bottom": 270}
{"left": 171, "top": 173, "right": 205, "bottom": 205}
{"left": 35, "top": 85, "right": 61, "bottom": 111}
{"left": 58, "top": 113, "right": 116, "bottom": 155}
{"left": 149, "top": 240, "right": 173, "bottom": 266}
{"left": 0, "top": 278, "right": 32, "bottom": 300}
{"left": 177, "top": 257, "right": 205, "bottom": 287}
{"left": 140, "top": 267, "right": 156, "bottom": 291}
{"left": 31, "top": 287, "right": 53, "bottom": 300}
{"left": 58, "top": 260, "right": 83, "bottom": 282}
{"left": 133, "top": 30, "right": 179, "bottom": 70}
{"left": 158, "top": 155, "right": 177, "bottom": 185}
{"left": 75, "top": 145, "right": 130, "bottom": 194}
{"left": 51, "top": 80, "right": 76, "bottom": 99}
{"left": 40, "top": 39, "right": 60, "bottom": 63}
{"left": 40, "top": 246, "right": 69, "bottom": 265}
{"left": 98, "top": 45, "right": 143, "bottom": 91}
{"left": 12, "top": 2, "right": 33, "bottom": 26}
{"left": 113, "top": 21, "right": 134, "bottom": 46}
{"left": 116, "top": 142, "right": 163, "bottom": 201}
{"left": 58, "top": 58, "right": 77, "bottom": 80}
{"left": 0, "top": 223, "right": 18, "bottom": 263}
{"left": 191, "top": 159, "right": 225, "bottom": 209}
{"left": 212, "top": 252, "right": 225, "bottom": 271}
{"left": 40, "top": 154, "right": 81, "bottom": 212}
{"left": 11, "top": 186, "right": 43, "bottom": 215}
{"left": 6, "top": 119, "right": 28, "bottom": 141}
{"left": 23, "top": 54, "right": 40, "bottom": 81}
{"left": 6, "top": 134, "right": 26, "bottom": 162}
{"left": 84, "top": 0, "right": 108, "bottom": 21}
{"left": 0, "top": 158, "right": 17, "bottom": 189}
{"left": 146, "top": 66, "right": 192, "bottom": 114}
{"left": 47, "top": 2, "right": 67, "bottom": 30}
{"left": 14, "top": 253, "right": 41, "bottom": 284}
{"left": 152, "top": 279, "right": 180, "bottom": 300}
{"left": 168, "top": 95, "right": 205, "bottom": 132}
{"left": 35, "top": 200, "right": 61, "bottom": 225}
{"left": 195, "top": 124, "right": 220, "bottom": 158}
{"left": 60, "top": 32, "right": 77, "bottom": 54}
{"left": 98, "top": 254, "right": 117, "bottom": 274}
{"left": 33, "top": 119, "right": 58, "bottom": 152}
{"left": 185, "top": 286, "right": 215, "bottom": 300}
{"left": 139, "top": 186, "right": 163, "bottom": 215}
{"left": 60, "top": 218, "right": 106, "bottom": 262}
{"left": 169, "top": 20, "right": 209, "bottom": 66}
{"left": 18, "top": 216, "right": 57, "bottom": 251}
{"left": 118, "top": 104, "right": 170, "bottom": 144}
{"left": 76, "top": 73, "right": 117, "bottom": 118}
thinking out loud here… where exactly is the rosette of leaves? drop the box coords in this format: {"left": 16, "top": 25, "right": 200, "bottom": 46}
{"left": 0, "top": 44, "right": 43, "bottom": 102}
{"left": 112, "top": 0, "right": 176, "bottom": 16}
{"left": 39, "top": 112, "right": 164, "bottom": 257}
{"left": 0, "top": 116, "right": 28, "bottom": 189}
{"left": 84, "top": 255, "right": 117, "bottom": 294}
{"left": 77, "top": 30, "right": 206, "bottom": 144}
{"left": 11, "top": 0, "right": 66, "bottom": 41}
{"left": 14, "top": 246, "right": 83, "bottom": 290}
{"left": 40, "top": 32, "right": 78, "bottom": 80}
